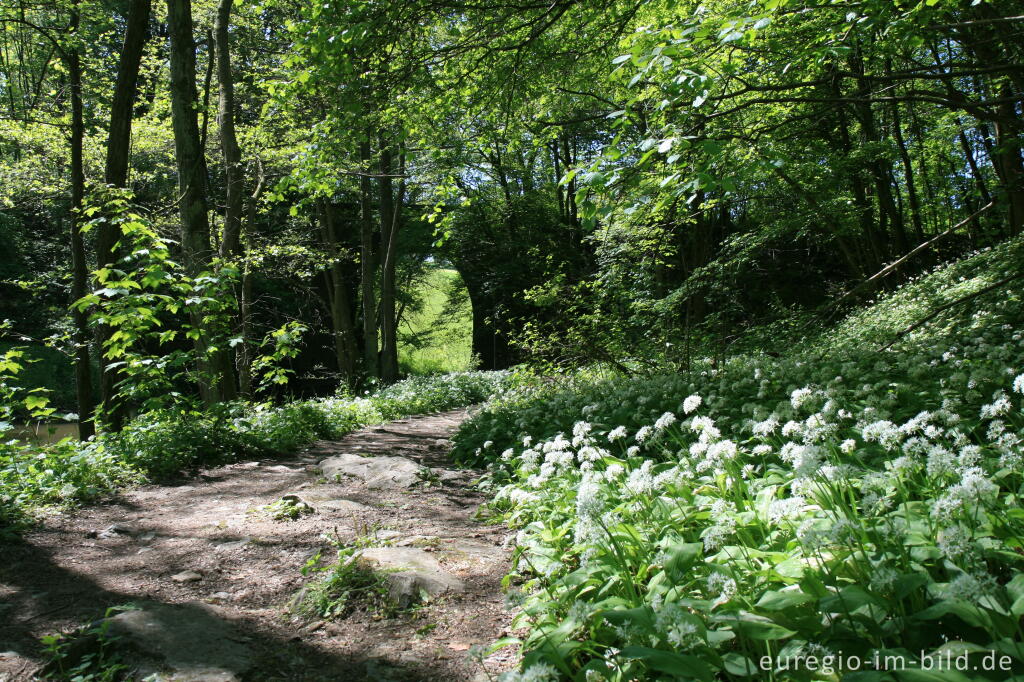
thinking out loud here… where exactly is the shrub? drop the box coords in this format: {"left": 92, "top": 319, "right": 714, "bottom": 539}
{"left": 457, "top": 242, "right": 1024, "bottom": 680}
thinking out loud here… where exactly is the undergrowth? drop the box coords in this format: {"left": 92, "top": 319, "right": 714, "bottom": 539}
{"left": 453, "top": 239, "right": 1024, "bottom": 680}
{"left": 40, "top": 604, "right": 137, "bottom": 681}
{"left": 296, "top": 545, "right": 397, "bottom": 620}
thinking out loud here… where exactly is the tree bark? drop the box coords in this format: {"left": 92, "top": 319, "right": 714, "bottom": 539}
{"left": 102, "top": 0, "right": 151, "bottom": 187}
{"left": 165, "top": 0, "right": 218, "bottom": 404}
{"left": 212, "top": 0, "right": 243, "bottom": 401}
{"left": 237, "top": 173, "right": 264, "bottom": 397}
{"left": 319, "top": 201, "right": 359, "bottom": 384}
{"left": 97, "top": 0, "right": 151, "bottom": 431}
{"left": 889, "top": 95, "right": 925, "bottom": 243}
{"left": 215, "top": 0, "right": 242, "bottom": 261}
{"left": 991, "top": 81, "right": 1024, "bottom": 236}
{"left": 68, "top": 1, "right": 94, "bottom": 440}
{"left": 358, "top": 140, "right": 379, "bottom": 380}
{"left": 378, "top": 141, "right": 403, "bottom": 383}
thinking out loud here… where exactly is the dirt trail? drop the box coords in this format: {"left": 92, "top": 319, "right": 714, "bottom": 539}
{"left": 0, "top": 409, "right": 516, "bottom": 681}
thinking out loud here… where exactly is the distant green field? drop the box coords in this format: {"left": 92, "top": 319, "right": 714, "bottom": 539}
{"left": 397, "top": 267, "right": 474, "bottom": 375}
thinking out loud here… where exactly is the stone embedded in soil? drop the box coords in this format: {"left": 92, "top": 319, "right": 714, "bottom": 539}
{"left": 98, "top": 523, "right": 135, "bottom": 539}
{"left": 319, "top": 453, "right": 424, "bottom": 489}
{"left": 432, "top": 468, "right": 471, "bottom": 483}
{"left": 442, "top": 538, "right": 505, "bottom": 562}
{"left": 359, "top": 547, "right": 465, "bottom": 607}
{"left": 213, "top": 537, "right": 251, "bottom": 552}
{"left": 305, "top": 496, "right": 372, "bottom": 513}
{"left": 106, "top": 601, "right": 254, "bottom": 682}
{"left": 171, "top": 570, "right": 203, "bottom": 583}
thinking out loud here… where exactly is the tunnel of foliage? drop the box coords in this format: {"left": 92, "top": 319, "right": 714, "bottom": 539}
{"left": 1, "top": 0, "right": 1023, "bottom": 678}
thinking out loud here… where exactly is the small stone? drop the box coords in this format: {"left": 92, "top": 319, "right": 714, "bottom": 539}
{"left": 171, "top": 570, "right": 203, "bottom": 583}
{"left": 266, "top": 465, "right": 301, "bottom": 473}
{"left": 313, "top": 498, "right": 371, "bottom": 513}
{"left": 98, "top": 523, "right": 134, "bottom": 539}
{"left": 213, "top": 537, "right": 252, "bottom": 552}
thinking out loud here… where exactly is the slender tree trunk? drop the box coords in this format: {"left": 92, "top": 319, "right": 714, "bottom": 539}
{"left": 358, "top": 140, "right": 378, "bottom": 379}
{"left": 320, "top": 201, "right": 359, "bottom": 384}
{"left": 560, "top": 134, "right": 578, "bottom": 229}
{"left": 215, "top": 0, "right": 242, "bottom": 262}
{"left": 551, "top": 142, "right": 565, "bottom": 219}
{"left": 957, "top": 125, "right": 992, "bottom": 205}
{"left": 378, "top": 141, "right": 404, "bottom": 383}
{"left": 68, "top": 2, "right": 94, "bottom": 440}
{"left": 97, "top": 0, "right": 151, "bottom": 431}
{"left": 992, "top": 82, "right": 1024, "bottom": 236}
{"left": 237, "top": 178, "right": 262, "bottom": 398}
{"left": 166, "top": 0, "right": 219, "bottom": 404}
{"left": 889, "top": 96, "right": 925, "bottom": 243}
{"left": 850, "top": 48, "right": 909, "bottom": 256}
{"left": 212, "top": 0, "right": 244, "bottom": 401}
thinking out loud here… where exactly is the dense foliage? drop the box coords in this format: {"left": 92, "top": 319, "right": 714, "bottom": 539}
{"left": 453, "top": 242, "right": 1024, "bottom": 679}
{"left": 1, "top": 0, "right": 1022, "bottom": 678}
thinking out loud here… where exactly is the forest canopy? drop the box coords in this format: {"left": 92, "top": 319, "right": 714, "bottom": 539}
{"left": 0, "top": 0, "right": 1021, "bottom": 427}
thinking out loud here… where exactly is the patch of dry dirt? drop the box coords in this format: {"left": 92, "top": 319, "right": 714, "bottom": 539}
{"left": 0, "top": 410, "right": 517, "bottom": 681}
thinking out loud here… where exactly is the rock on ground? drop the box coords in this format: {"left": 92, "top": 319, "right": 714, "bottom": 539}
{"left": 359, "top": 547, "right": 465, "bottom": 607}
{"left": 106, "top": 601, "right": 254, "bottom": 681}
{"left": 319, "top": 453, "right": 425, "bottom": 489}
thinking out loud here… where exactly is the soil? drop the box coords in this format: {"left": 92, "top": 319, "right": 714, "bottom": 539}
{"left": 0, "top": 409, "right": 518, "bottom": 681}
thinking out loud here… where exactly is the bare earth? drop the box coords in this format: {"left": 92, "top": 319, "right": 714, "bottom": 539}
{"left": 0, "top": 409, "right": 517, "bottom": 681}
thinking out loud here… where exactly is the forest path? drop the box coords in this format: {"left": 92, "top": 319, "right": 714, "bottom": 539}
{"left": 0, "top": 409, "right": 515, "bottom": 681}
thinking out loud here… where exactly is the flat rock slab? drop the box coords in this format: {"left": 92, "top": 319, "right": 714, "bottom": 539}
{"left": 319, "top": 453, "right": 424, "bottom": 489}
{"left": 441, "top": 538, "right": 505, "bottom": 562}
{"left": 107, "top": 601, "right": 254, "bottom": 681}
{"left": 359, "top": 547, "right": 465, "bottom": 607}
{"left": 301, "top": 494, "right": 372, "bottom": 514}
{"left": 170, "top": 570, "right": 203, "bottom": 583}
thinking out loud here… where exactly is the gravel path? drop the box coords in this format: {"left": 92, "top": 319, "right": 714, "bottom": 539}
{"left": 0, "top": 409, "right": 516, "bottom": 681}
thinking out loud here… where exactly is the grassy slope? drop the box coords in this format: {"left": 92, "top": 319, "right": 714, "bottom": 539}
{"left": 398, "top": 267, "right": 473, "bottom": 375}
{"left": 455, "top": 238, "right": 1024, "bottom": 463}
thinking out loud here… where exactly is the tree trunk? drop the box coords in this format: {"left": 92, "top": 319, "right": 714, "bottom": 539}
{"left": 102, "top": 0, "right": 151, "bottom": 188}
{"left": 320, "top": 200, "right": 360, "bottom": 384}
{"left": 237, "top": 182, "right": 261, "bottom": 398}
{"left": 68, "top": 1, "right": 94, "bottom": 440}
{"left": 889, "top": 96, "right": 925, "bottom": 243}
{"left": 212, "top": 0, "right": 243, "bottom": 401}
{"left": 97, "top": 0, "right": 151, "bottom": 431}
{"left": 992, "top": 82, "right": 1024, "bottom": 236}
{"left": 378, "top": 141, "right": 404, "bottom": 383}
{"left": 358, "top": 140, "right": 379, "bottom": 379}
{"left": 165, "top": 0, "right": 219, "bottom": 404}
{"left": 215, "top": 0, "right": 242, "bottom": 261}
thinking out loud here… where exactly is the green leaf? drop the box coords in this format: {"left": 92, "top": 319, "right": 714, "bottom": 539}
{"left": 722, "top": 653, "right": 759, "bottom": 677}
{"left": 717, "top": 611, "right": 797, "bottom": 641}
{"left": 619, "top": 646, "right": 714, "bottom": 681}
{"left": 24, "top": 394, "right": 50, "bottom": 411}
{"left": 755, "top": 589, "right": 814, "bottom": 611}
{"left": 664, "top": 542, "right": 703, "bottom": 575}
